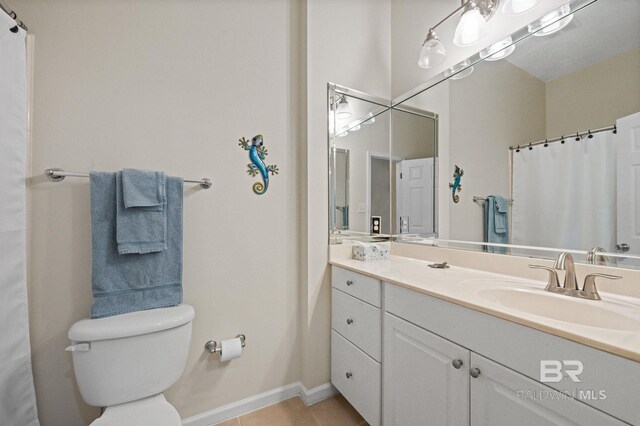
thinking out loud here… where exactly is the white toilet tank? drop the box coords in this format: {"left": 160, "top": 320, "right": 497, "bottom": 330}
{"left": 68, "top": 304, "right": 195, "bottom": 407}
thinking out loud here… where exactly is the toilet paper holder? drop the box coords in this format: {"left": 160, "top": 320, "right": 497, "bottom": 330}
{"left": 204, "top": 334, "right": 246, "bottom": 355}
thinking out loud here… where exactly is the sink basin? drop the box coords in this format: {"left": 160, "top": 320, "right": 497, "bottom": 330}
{"left": 476, "top": 287, "right": 640, "bottom": 331}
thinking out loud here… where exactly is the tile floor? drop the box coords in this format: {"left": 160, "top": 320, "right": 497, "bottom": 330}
{"left": 214, "top": 394, "right": 368, "bottom": 426}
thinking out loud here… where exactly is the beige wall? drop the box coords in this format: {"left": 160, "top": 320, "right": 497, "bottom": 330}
{"left": 304, "top": 0, "right": 391, "bottom": 389}
{"left": 21, "top": 1, "right": 303, "bottom": 424}
{"left": 546, "top": 48, "right": 640, "bottom": 137}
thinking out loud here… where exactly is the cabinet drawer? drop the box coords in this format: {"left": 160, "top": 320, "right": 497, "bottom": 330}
{"left": 332, "top": 288, "right": 381, "bottom": 361}
{"left": 331, "top": 330, "right": 381, "bottom": 426}
{"left": 332, "top": 266, "right": 381, "bottom": 307}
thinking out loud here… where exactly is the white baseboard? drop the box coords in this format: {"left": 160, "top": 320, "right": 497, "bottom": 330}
{"left": 182, "top": 381, "right": 338, "bottom": 426}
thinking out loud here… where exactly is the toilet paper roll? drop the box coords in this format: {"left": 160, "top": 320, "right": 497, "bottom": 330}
{"left": 220, "top": 337, "right": 243, "bottom": 362}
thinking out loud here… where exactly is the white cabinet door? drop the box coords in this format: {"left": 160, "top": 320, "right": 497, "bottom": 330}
{"left": 383, "top": 313, "right": 469, "bottom": 426}
{"left": 470, "top": 354, "right": 624, "bottom": 426}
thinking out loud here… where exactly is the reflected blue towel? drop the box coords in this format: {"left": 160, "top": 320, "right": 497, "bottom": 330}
{"left": 494, "top": 196, "right": 508, "bottom": 234}
{"left": 484, "top": 195, "right": 508, "bottom": 254}
{"left": 121, "top": 168, "right": 166, "bottom": 210}
{"left": 116, "top": 171, "right": 166, "bottom": 255}
{"left": 90, "top": 172, "right": 183, "bottom": 319}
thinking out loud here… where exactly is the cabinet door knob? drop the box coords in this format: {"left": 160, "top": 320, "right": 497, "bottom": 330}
{"left": 346, "top": 371, "right": 352, "bottom": 379}
{"left": 346, "top": 280, "right": 354, "bottom": 286}
{"left": 346, "top": 318, "right": 354, "bottom": 325}
{"left": 452, "top": 359, "right": 463, "bottom": 369}
{"left": 469, "top": 368, "right": 481, "bottom": 378}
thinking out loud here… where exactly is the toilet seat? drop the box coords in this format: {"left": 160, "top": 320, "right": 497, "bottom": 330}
{"left": 90, "top": 394, "right": 181, "bottom": 426}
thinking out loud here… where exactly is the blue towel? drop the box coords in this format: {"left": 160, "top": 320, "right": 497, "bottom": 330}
{"left": 121, "top": 168, "right": 166, "bottom": 210}
{"left": 494, "top": 196, "right": 509, "bottom": 234}
{"left": 484, "top": 195, "right": 508, "bottom": 254}
{"left": 90, "top": 172, "right": 183, "bottom": 319}
{"left": 116, "top": 171, "right": 166, "bottom": 255}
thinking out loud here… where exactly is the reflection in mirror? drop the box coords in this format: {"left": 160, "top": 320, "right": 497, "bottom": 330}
{"left": 392, "top": 0, "right": 640, "bottom": 269}
{"left": 328, "top": 84, "right": 391, "bottom": 240}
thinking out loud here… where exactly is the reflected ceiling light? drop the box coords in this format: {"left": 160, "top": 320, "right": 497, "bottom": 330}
{"left": 350, "top": 124, "right": 362, "bottom": 132}
{"left": 363, "top": 112, "right": 376, "bottom": 124}
{"left": 417, "top": 0, "right": 499, "bottom": 68}
{"left": 528, "top": 5, "right": 573, "bottom": 37}
{"left": 479, "top": 36, "right": 515, "bottom": 61}
{"left": 337, "top": 131, "right": 348, "bottom": 138}
{"left": 335, "top": 96, "right": 352, "bottom": 119}
{"left": 418, "top": 29, "right": 446, "bottom": 69}
{"left": 454, "top": 1, "right": 489, "bottom": 46}
{"left": 501, "top": 0, "right": 542, "bottom": 15}
{"left": 444, "top": 60, "right": 474, "bottom": 80}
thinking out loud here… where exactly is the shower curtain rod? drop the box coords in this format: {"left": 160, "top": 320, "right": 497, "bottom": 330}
{"left": 509, "top": 125, "right": 616, "bottom": 151}
{"left": 0, "top": 0, "right": 27, "bottom": 31}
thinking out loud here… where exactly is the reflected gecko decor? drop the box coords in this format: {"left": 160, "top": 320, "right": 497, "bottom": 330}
{"left": 449, "top": 164, "right": 464, "bottom": 203}
{"left": 238, "top": 134, "right": 279, "bottom": 195}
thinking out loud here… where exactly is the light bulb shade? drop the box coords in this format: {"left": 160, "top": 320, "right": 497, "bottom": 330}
{"left": 501, "top": 0, "right": 543, "bottom": 15}
{"left": 418, "top": 32, "right": 446, "bottom": 69}
{"left": 335, "top": 98, "right": 352, "bottom": 119}
{"left": 454, "top": 6, "right": 488, "bottom": 46}
{"left": 479, "top": 36, "right": 516, "bottom": 61}
{"left": 528, "top": 5, "right": 574, "bottom": 37}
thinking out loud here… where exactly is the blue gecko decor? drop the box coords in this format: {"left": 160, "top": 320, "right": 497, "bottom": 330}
{"left": 449, "top": 164, "right": 464, "bottom": 203}
{"left": 238, "top": 134, "right": 279, "bottom": 195}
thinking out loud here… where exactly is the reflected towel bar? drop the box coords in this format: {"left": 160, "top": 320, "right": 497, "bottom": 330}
{"left": 473, "top": 196, "right": 513, "bottom": 204}
{"left": 44, "top": 168, "right": 212, "bottom": 189}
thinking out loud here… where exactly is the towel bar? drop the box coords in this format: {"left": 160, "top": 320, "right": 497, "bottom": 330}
{"left": 45, "top": 168, "right": 212, "bottom": 189}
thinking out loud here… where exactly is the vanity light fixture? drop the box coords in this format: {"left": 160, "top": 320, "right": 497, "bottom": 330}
{"left": 350, "top": 124, "right": 362, "bottom": 132}
{"left": 337, "top": 131, "right": 348, "bottom": 138}
{"left": 528, "top": 4, "right": 574, "bottom": 37}
{"left": 444, "top": 60, "right": 475, "bottom": 79}
{"left": 454, "top": 1, "right": 489, "bottom": 46}
{"left": 363, "top": 112, "right": 376, "bottom": 124}
{"left": 502, "top": 0, "right": 543, "bottom": 15}
{"left": 479, "top": 36, "right": 516, "bottom": 61}
{"left": 335, "top": 96, "right": 352, "bottom": 119}
{"left": 417, "top": 0, "right": 500, "bottom": 68}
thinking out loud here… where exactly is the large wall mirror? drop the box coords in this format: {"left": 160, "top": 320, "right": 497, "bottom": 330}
{"left": 328, "top": 0, "right": 640, "bottom": 270}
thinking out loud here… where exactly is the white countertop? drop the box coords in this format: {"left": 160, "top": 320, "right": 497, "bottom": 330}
{"left": 330, "top": 254, "right": 640, "bottom": 363}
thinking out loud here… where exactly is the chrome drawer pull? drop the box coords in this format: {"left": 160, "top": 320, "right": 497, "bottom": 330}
{"left": 346, "top": 318, "right": 354, "bottom": 325}
{"left": 346, "top": 371, "right": 353, "bottom": 379}
{"left": 452, "top": 359, "right": 463, "bottom": 369}
{"left": 470, "top": 368, "right": 481, "bottom": 378}
{"left": 346, "top": 280, "right": 354, "bottom": 286}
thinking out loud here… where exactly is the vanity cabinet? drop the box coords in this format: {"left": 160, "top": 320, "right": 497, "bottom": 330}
{"left": 331, "top": 267, "right": 382, "bottom": 425}
{"left": 330, "top": 266, "right": 638, "bottom": 425}
{"left": 384, "top": 312, "right": 624, "bottom": 425}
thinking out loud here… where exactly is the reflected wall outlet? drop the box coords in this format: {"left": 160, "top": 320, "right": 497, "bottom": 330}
{"left": 371, "top": 216, "right": 382, "bottom": 235}
{"left": 400, "top": 216, "right": 409, "bottom": 234}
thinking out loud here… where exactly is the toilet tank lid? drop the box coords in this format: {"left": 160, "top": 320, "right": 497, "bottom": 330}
{"left": 68, "top": 304, "right": 195, "bottom": 342}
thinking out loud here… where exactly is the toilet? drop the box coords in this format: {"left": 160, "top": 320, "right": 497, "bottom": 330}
{"left": 66, "top": 304, "right": 195, "bottom": 425}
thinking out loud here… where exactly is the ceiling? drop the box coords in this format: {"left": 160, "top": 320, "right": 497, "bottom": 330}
{"left": 505, "top": 0, "right": 640, "bottom": 82}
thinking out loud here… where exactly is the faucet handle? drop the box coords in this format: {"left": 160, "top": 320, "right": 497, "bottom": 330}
{"left": 529, "top": 265, "right": 560, "bottom": 291}
{"left": 582, "top": 273, "right": 621, "bottom": 300}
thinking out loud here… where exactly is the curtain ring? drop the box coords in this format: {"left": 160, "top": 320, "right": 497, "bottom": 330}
{"left": 515, "top": 145, "right": 520, "bottom": 153}
{"left": 575, "top": 132, "right": 580, "bottom": 141}
{"left": 588, "top": 130, "right": 593, "bottom": 139}
{"left": 528, "top": 143, "right": 533, "bottom": 151}
{"left": 543, "top": 139, "right": 548, "bottom": 147}
{"left": 613, "top": 125, "right": 617, "bottom": 134}
{"left": 560, "top": 136, "right": 565, "bottom": 144}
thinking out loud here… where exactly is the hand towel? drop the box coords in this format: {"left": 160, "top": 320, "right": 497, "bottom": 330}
{"left": 121, "top": 168, "right": 166, "bottom": 210}
{"left": 494, "top": 196, "right": 509, "bottom": 234}
{"left": 90, "top": 171, "right": 183, "bottom": 319}
{"left": 485, "top": 195, "right": 508, "bottom": 254}
{"left": 116, "top": 171, "right": 166, "bottom": 255}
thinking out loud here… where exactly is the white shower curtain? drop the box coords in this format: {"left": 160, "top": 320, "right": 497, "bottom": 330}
{"left": 512, "top": 131, "right": 617, "bottom": 252}
{"left": 0, "top": 10, "right": 39, "bottom": 426}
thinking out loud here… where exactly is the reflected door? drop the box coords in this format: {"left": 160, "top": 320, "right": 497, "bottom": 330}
{"left": 617, "top": 112, "right": 640, "bottom": 258}
{"left": 397, "top": 158, "right": 435, "bottom": 235}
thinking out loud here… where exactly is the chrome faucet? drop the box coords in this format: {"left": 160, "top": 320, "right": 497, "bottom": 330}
{"left": 587, "top": 246, "right": 609, "bottom": 265}
{"left": 530, "top": 253, "right": 621, "bottom": 301}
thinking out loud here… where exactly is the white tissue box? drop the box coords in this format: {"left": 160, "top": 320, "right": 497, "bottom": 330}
{"left": 352, "top": 242, "right": 390, "bottom": 261}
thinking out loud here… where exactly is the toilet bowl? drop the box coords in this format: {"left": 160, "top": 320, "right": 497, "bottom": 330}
{"left": 67, "top": 304, "right": 195, "bottom": 425}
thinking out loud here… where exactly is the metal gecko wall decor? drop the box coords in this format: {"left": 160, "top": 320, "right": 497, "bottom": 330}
{"left": 449, "top": 164, "right": 464, "bottom": 203}
{"left": 238, "top": 134, "right": 279, "bottom": 195}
